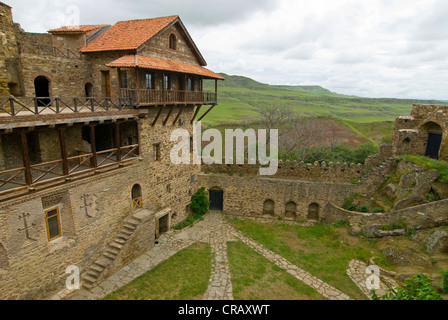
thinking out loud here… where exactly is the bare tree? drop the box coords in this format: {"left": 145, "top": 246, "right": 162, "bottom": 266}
{"left": 254, "top": 102, "right": 293, "bottom": 144}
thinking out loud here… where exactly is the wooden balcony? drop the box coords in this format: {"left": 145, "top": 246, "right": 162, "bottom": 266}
{"left": 120, "top": 89, "right": 218, "bottom": 107}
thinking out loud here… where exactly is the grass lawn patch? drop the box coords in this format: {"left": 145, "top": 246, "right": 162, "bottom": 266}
{"left": 228, "top": 219, "right": 392, "bottom": 300}
{"left": 228, "top": 241, "right": 325, "bottom": 300}
{"left": 103, "top": 242, "right": 212, "bottom": 300}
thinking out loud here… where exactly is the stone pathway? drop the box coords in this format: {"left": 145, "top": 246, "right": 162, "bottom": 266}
{"left": 346, "top": 259, "right": 399, "bottom": 300}
{"left": 57, "top": 211, "right": 356, "bottom": 301}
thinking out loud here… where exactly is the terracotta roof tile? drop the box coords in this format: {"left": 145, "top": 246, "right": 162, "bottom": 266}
{"left": 49, "top": 25, "right": 110, "bottom": 33}
{"left": 81, "top": 16, "right": 178, "bottom": 53}
{"left": 106, "top": 55, "right": 224, "bottom": 80}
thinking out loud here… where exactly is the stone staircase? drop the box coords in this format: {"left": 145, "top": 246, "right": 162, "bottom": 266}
{"left": 81, "top": 214, "right": 143, "bottom": 290}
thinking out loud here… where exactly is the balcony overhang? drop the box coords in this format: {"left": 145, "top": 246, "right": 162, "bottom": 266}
{"left": 106, "top": 55, "right": 225, "bottom": 80}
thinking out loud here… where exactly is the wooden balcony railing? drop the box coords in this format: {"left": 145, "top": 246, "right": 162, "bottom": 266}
{"left": 120, "top": 89, "right": 217, "bottom": 106}
{"left": 0, "top": 96, "right": 135, "bottom": 117}
{"left": 0, "top": 144, "right": 140, "bottom": 196}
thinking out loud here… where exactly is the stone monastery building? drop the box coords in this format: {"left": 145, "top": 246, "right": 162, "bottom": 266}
{"left": 0, "top": 2, "right": 224, "bottom": 299}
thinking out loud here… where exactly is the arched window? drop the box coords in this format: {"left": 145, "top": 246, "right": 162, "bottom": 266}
{"left": 169, "top": 34, "right": 177, "bottom": 50}
{"left": 285, "top": 201, "right": 297, "bottom": 219}
{"left": 132, "top": 184, "right": 143, "bottom": 211}
{"left": 263, "top": 199, "right": 275, "bottom": 217}
{"left": 308, "top": 203, "right": 320, "bottom": 221}
{"left": 34, "top": 76, "right": 50, "bottom": 106}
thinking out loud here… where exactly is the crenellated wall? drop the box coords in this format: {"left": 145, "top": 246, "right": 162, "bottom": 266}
{"left": 202, "top": 160, "right": 365, "bottom": 183}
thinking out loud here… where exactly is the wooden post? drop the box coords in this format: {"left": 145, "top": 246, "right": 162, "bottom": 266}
{"left": 58, "top": 127, "right": 69, "bottom": 176}
{"left": 20, "top": 130, "right": 33, "bottom": 185}
{"left": 115, "top": 122, "right": 121, "bottom": 162}
{"left": 135, "top": 67, "right": 140, "bottom": 106}
{"left": 90, "top": 125, "right": 98, "bottom": 168}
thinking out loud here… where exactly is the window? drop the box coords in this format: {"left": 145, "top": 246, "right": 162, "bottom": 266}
{"left": 121, "top": 71, "right": 128, "bottom": 89}
{"left": 187, "top": 78, "right": 194, "bottom": 91}
{"left": 145, "top": 73, "right": 153, "bottom": 90}
{"left": 169, "top": 34, "right": 177, "bottom": 50}
{"left": 153, "top": 144, "right": 161, "bottom": 161}
{"left": 164, "top": 75, "right": 171, "bottom": 90}
{"left": 45, "top": 207, "right": 61, "bottom": 242}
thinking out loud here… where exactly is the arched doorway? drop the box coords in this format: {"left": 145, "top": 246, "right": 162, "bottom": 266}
{"left": 263, "top": 199, "right": 275, "bottom": 217}
{"left": 131, "top": 184, "right": 142, "bottom": 211}
{"left": 285, "top": 202, "right": 297, "bottom": 219}
{"left": 209, "top": 187, "right": 224, "bottom": 211}
{"left": 308, "top": 203, "right": 320, "bottom": 221}
{"left": 85, "top": 82, "right": 94, "bottom": 98}
{"left": 34, "top": 76, "right": 50, "bottom": 106}
{"left": 422, "top": 122, "right": 443, "bottom": 159}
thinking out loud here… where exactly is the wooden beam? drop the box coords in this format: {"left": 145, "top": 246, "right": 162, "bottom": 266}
{"left": 197, "top": 105, "right": 216, "bottom": 122}
{"left": 90, "top": 125, "right": 98, "bottom": 168}
{"left": 163, "top": 105, "right": 175, "bottom": 126}
{"left": 172, "top": 105, "right": 186, "bottom": 126}
{"left": 58, "top": 127, "right": 69, "bottom": 176}
{"left": 135, "top": 67, "right": 140, "bottom": 106}
{"left": 152, "top": 105, "right": 165, "bottom": 127}
{"left": 20, "top": 130, "right": 33, "bottom": 185}
{"left": 191, "top": 105, "right": 202, "bottom": 124}
{"left": 115, "top": 122, "right": 121, "bottom": 162}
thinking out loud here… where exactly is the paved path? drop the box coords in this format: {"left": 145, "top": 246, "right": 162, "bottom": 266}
{"left": 55, "top": 212, "right": 353, "bottom": 301}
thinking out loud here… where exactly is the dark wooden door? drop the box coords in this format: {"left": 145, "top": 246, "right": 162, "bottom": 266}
{"left": 426, "top": 133, "right": 442, "bottom": 159}
{"left": 209, "top": 189, "right": 224, "bottom": 211}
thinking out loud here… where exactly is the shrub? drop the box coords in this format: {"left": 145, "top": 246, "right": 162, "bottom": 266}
{"left": 372, "top": 272, "right": 442, "bottom": 300}
{"left": 372, "top": 207, "right": 384, "bottom": 213}
{"left": 439, "top": 270, "right": 448, "bottom": 295}
{"left": 358, "top": 205, "right": 369, "bottom": 213}
{"left": 190, "top": 187, "right": 210, "bottom": 217}
{"left": 347, "top": 204, "right": 358, "bottom": 211}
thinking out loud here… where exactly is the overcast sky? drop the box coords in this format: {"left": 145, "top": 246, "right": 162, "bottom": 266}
{"left": 5, "top": 0, "right": 448, "bottom": 100}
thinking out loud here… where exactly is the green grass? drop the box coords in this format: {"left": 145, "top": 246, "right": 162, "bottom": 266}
{"left": 228, "top": 241, "right": 326, "bottom": 300}
{"left": 228, "top": 219, "right": 392, "bottom": 300}
{"left": 103, "top": 243, "right": 212, "bottom": 300}
{"left": 201, "top": 74, "right": 442, "bottom": 126}
{"left": 400, "top": 154, "right": 448, "bottom": 183}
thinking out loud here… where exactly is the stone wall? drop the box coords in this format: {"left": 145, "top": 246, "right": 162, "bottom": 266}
{"left": 0, "top": 107, "right": 201, "bottom": 300}
{"left": 393, "top": 104, "right": 448, "bottom": 161}
{"left": 324, "top": 200, "right": 448, "bottom": 237}
{"left": 202, "top": 160, "right": 365, "bottom": 183}
{"left": 197, "top": 173, "right": 362, "bottom": 222}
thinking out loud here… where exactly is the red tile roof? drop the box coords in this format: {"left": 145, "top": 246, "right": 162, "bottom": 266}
{"left": 81, "top": 16, "right": 178, "bottom": 53}
{"left": 106, "top": 55, "right": 225, "bottom": 80}
{"left": 49, "top": 25, "right": 110, "bottom": 33}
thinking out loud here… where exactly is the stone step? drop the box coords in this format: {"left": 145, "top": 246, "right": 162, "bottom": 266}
{"left": 95, "top": 257, "right": 113, "bottom": 268}
{"left": 110, "top": 242, "right": 123, "bottom": 250}
{"left": 124, "top": 224, "right": 137, "bottom": 231}
{"left": 82, "top": 282, "right": 93, "bottom": 290}
{"left": 117, "top": 233, "right": 131, "bottom": 240}
{"left": 127, "top": 219, "right": 140, "bottom": 227}
{"left": 121, "top": 229, "right": 133, "bottom": 236}
{"left": 90, "top": 265, "right": 105, "bottom": 273}
{"left": 86, "top": 269, "right": 101, "bottom": 278}
{"left": 114, "top": 238, "right": 127, "bottom": 245}
{"left": 83, "top": 274, "right": 98, "bottom": 284}
{"left": 104, "top": 251, "right": 117, "bottom": 260}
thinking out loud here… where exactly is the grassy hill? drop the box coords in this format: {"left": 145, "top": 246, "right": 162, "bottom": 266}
{"left": 201, "top": 73, "right": 443, "bottom": 126}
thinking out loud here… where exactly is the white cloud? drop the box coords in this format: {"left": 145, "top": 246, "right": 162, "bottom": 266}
{"left": 4, "top": 0, "right": 448, "bottom": 100}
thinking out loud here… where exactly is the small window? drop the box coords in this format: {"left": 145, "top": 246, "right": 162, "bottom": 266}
{"left": 121, "top": 71, "right": 128, "bottom": 89}
{"left": 45, "top": 207, "right": 61, "bottom": 242}
{"left": 153, "top": 144, "right": 161, "bottom": 161}
{"left": 169, "top": 34, "right": 177, "bottom": 50}
{"left": 145, "top": 73, "right": 153, "bottom": 90}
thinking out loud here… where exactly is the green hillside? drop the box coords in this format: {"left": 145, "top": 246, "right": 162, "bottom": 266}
{"left": 201, "top": 73, "right": 443, "bottom": 126}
